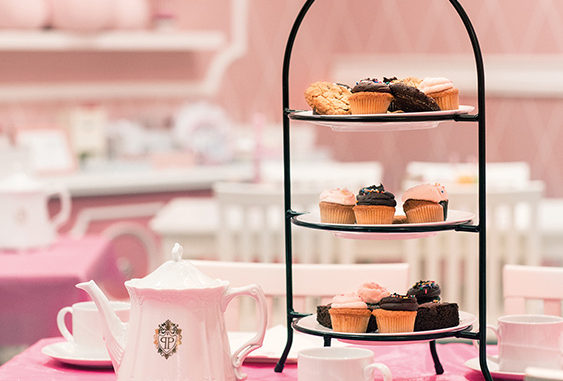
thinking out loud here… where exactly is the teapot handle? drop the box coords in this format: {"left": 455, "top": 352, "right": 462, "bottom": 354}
{"left": 47, "top": 185, "right": 71, "bottom": 231}
{"left": 223, "top": 284, "right": 267, "bottom": 381}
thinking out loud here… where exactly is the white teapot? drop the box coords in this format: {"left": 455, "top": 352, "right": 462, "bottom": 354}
{"left": 0, "top": 172, "right": 71, "bottom": 250}
{"left": 77, "top": 244, "right": 268, "bottom": 381}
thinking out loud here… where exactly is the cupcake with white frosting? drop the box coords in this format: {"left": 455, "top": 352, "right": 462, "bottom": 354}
{"left": 402, "top": 183, "right": 449, "bottom": 223}
{"left": 419, "top": 77, "right": 459, "bottom": 110}
{"left": 319, "top": 188, "right": 356, "bottom": 224}
{"left": 328, "top": 293, "right": 372, "bottom": 333}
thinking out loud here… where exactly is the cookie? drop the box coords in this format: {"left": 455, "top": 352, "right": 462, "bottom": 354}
{"left": 389, "top": 83, "right": 440, "bottom": 112}
{"left": 304, "top": 81, "right": 351, "bottom": 115}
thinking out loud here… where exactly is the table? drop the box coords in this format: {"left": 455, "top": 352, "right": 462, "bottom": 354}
{"left": 0, "top": 236, "right": 124, "bottom": 346}
{"left": 0, "top": 337, "right": 490, "bottom": 380}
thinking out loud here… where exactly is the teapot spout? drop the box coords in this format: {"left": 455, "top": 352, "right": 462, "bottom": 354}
{"left": 76, "top": 280, "right": 127, "bottom": 370}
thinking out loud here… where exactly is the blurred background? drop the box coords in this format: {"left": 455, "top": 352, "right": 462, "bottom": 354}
{"left": 1, "top": 0, "right": 562, "bottom": 363}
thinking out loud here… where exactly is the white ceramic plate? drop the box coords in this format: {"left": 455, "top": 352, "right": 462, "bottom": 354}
{"left": 228, "top": 325, "right": 346, "bottom": 363}
{"left": 294, "top": 311, "right": 476, "bottom": 345}
{"left": 289, "top": 106, "right": 475, "bottom": 132}
{"left": 41, "top": 341, "right": 112, "bottom": 368}
{"left": 464, "top": 357, "right": 524, "bottom": 380}
{"left": 294, "top": 210, "right": 475, "bottom": 240}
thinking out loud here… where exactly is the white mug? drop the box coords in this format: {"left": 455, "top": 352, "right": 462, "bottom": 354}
{"left": 57, "top": 301, "right": 130, "bottom": 353}
{"left": 479, "top": 314, "right": 563, "bottom": 372}
{"left": 298, "top": 347, "right": 392, "bottom": 381}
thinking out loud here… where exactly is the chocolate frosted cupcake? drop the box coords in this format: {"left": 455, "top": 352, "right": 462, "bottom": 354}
{"left": 353, "top": 184, "right": 396, "bottom": 224}
{"left": 349, "top": 79, "right": 394, "bottom": 114}
{"left": 402, "top": 183, "right": 449, "bottom": 223}
{"left": 407, "top": 280, "right": 441, "bottom": 304}
{"left": 372, "top": 294, "right": 418, "bottom": 333}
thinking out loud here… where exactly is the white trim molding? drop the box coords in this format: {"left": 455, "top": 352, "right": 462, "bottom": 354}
{"left": 332, "top": 54, "right": 563, "bottom": 98}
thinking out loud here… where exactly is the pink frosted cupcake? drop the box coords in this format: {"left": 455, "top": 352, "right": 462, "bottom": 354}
{"left": 319, "top": 188, "right": 356, "bottom": 224}
{"left": 328, "top": 293, "right": 372, "bottom": 333}
{"left": 358, "top": 282, "right": 390, "bottom": 306}
{"left": 402, "top": 183, "right": 449, "bottom": 223}
{"left": 419, "top": 77, "right": 459, "bottom": 110}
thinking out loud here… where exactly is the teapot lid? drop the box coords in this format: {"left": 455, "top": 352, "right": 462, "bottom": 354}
{"left": 126, "top": 243, "right": 226, "bottom": 290}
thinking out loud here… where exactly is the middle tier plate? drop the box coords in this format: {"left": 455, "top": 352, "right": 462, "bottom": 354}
{"left": 292, "top": 210, "right": 475, "bottom": 240}
{"left": 293, "top": 311, "right": 476, "bottom": 345}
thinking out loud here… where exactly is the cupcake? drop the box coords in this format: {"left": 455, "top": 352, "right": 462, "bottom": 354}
{"left": 328, "top": 293, "right": 372, "bottom": 333}
{"left": 353, "top": 184, "right": 396, "bottom": 224}
{"left": 372, "top": 294, "right": 418, "bottom": 333}
{"left": 407, "top": 280, "right": 441, "bottom": 304}
{"left": 357, "top": 282, "right": 390, "bottom": 333}
{"left": 401, "top": 183, "right": 448, "bottom": 223}
{"left": 319, "top": 188, "right": 356, "bottom": 224}
{"left": 419, "top": 77, "right": 459, "bottom": 110}
{"left": 357, "top": 282, "right": 390, "bottom": 307}
{"left": 349, "top": 79, "right": 394, "bottom": 114}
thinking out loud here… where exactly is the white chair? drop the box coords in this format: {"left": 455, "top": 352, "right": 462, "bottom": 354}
{"left": 191, "top": 260, "right": 409, "bottom": 331}
{"left": 503, "top": 264, "right": 563, "bottom": 316}
{"left": 260, "top": 160, "right": 383, "bottom": 193}
{"left": 400, "top": 162, "right": 544, "bottom": 322}
{"left": 149, "top": 197, "right": 218, "bottom": 261}
{"left": 213, "top": 181, "right": 357, "bottom": 264}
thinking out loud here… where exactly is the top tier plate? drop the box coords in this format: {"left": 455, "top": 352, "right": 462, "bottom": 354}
{"left": 289, "top": 105, "right": 475, "bottom": 132}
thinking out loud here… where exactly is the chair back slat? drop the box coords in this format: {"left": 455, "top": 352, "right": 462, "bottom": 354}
{"left": 191, "top": 260, "right": 409, "bottom": 330}
{"left": 504, "top": 265, "right": 563, "bottom": 316}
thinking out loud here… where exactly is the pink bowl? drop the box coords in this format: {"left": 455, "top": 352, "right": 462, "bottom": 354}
{"left": 51, "top": 0, "right": 114, "bottom": 32}
{"left": 0, "top": 0, "right": 50, "bottom": 29}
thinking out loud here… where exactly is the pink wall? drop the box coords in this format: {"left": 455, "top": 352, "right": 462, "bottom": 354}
{"left": 1, "top": 0, "right": 562, "bottom": 196}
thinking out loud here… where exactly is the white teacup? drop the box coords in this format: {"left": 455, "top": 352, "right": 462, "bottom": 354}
{"left": 298, "top": 347, "right": 392, "bottom": 381}
{"left": 482, "top": 314, "right": 563, "bottom": 372}
{"left": 57, "top": 301, "right": 130, "bottom": 354}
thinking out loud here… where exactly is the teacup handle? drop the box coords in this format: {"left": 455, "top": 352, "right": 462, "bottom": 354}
{"left": 364, "top": 362, "right": 393, "bottom": 381}
{"left": 56, "top": 306, "right": 74, "bottom": 343}
{"left": 473, "top": 324, "right": 500, "bottom": 363}
{"left": 223, "top": 284, "right": 267, "bottom": 381}
{"left": 47, "top": 185, "right": 71, "bottom": 231}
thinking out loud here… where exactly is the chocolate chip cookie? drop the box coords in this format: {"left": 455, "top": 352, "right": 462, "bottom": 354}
{"left": 304, "top": 81, "right": 351, "bottom": 115}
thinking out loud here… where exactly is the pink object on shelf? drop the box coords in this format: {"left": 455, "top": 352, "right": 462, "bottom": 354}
{"left": 114, "top": 0, "right": 150, "bottom": 30}
{"left": 0, "top": 236, "right": 125, "bottom": 346}
{"left": 0, "top": 0, "right": 50, "bottom": 29}
{"left": 51, "top": 0, "right": 114, "bottom": 32}
{"left": 0, "top": 338, "right": 489, "bottom": 380}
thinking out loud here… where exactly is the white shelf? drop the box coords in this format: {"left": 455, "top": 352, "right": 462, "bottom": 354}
{"left": 46, "top": 162, "right": 253, "bottom": 197}
{"left": 0, "top": 30, "right": 226, "bottom": 52}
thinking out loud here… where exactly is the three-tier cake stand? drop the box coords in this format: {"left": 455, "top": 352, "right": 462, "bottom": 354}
{"left": 273, "top": 1, "right": 492, "bottom": 380}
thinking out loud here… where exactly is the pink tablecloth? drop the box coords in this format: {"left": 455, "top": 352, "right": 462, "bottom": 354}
{"left": 0, "top": 237, "right": 124, "bottom": 346}
{"left": 0, "top": 337, "right": 490, "bottom": 380}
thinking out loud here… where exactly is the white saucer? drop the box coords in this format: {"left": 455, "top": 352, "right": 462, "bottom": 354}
{"left": 464, "top": 357, "right": 524, "bottom": 380}
{"left": 41, "top": 341, "right": 113, "bottom": 368}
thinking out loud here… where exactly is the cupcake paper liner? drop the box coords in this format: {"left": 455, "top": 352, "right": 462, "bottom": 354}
{"left": 372, "top": 309, "right": 417, "bottom": 333}
{"left": 404, "top": 204, "right": 444, "bottom": 223}
{"left": 319, "top": 202, "right": 356, "bottom": 224}
{"left": 329, "top": 308, "right": 372, "bottom": 333}
{"left": 353, "top": 205, "right": 395, "bottom": 224}
{"left": 427, "top": 88, "right": 459, "bottom": 110}
{"left": 349, "top": 92, "right": 393, "bottom": 114}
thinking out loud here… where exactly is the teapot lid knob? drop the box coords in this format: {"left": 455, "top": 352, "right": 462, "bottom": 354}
{"left": 171, "top": 243, "right": 183, "bottom": 262}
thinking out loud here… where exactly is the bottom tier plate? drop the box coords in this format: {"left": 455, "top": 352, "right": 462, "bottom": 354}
{"left": 293, "top": 311, "right": 476, "bottom": 345}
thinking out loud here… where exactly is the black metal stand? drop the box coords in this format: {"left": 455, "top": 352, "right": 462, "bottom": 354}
{"left": 275, "top": 1, "right": 490, "bottom": 380}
